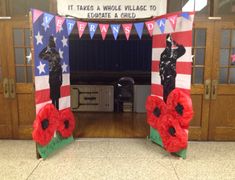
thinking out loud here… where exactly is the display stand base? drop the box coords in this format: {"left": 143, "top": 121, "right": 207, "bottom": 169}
{"left": 150, "top": 126, "right": 187, "bottom": 159}
{"left": 37, "top": 133, "right": 74, "bottom": 159}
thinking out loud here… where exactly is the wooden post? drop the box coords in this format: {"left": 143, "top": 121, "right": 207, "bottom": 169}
{"left": 29, "top": 10, "right": 41, "bottom": 159}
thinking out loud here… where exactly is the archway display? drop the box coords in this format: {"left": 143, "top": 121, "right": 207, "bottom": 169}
{"left": 148, "top": 12, "right": 194, "bottom": 158}
{"left": 31, "top": 9, "right": 194, "bottom": 159}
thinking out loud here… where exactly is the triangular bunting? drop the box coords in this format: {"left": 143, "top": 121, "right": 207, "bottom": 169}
{"left": 77, "top": 21, "right": 87, "bottom": 38}
{"left": 145, "top": 21, "right": 154, "bottom": 37}
{"left": 42, "top": 13, "right": 54, "bottom": 31}
{"left": 181, "top": 12, "right": 190, "bottom": 20}
{"left": 88, "top": 23, "right": 98, "bottom": 39}
{"left": 168, "top": 15, "right": 178, "bottom": 31}
{"left": 99, "top": 24, "right": 109, "bottom": 40}
{"left": 122, "top": 24, "right": 132, "bottom": 40}
{"left": 55, "top": 16, "right": 65, "bottom": 33}
{"left": 111, "top": 24, "right": 121, "bottom": 40}
{"left": 66, "top": 19, "right": 76, "bottom": 36}
{"left": 156, "top": 18, "right": 166, "bottom": 34}
{"left": 134, "top": 22, "right": 144, "bottom": 39}
{"left": 33, "top": 9, "right": 43, "bottom": 23}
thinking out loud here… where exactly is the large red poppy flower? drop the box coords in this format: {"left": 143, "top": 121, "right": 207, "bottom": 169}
{"left": 146, "top": 95, "right": 166, "bottom": 129}
{"left": 57, "top": 108, "right": 75, "bottom": 138}
{"left": 32, "top": 104, "right": 58, "bottom": 146}
{"left": 158, "top": 114, "right": 188, "bottom": 152}
{"left": 167, "top": 89, "right": 194, "bottom": 129}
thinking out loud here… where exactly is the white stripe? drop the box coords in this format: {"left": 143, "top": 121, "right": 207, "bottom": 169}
{"left": 36, "top": 100, "right": 52, "bottom": 114}
{"left": 175, "top": 74, "right": 191, "bottom": 89}
{"left": 151, "top": 72, "right": 191, "bottom": 90}
{"left": 35, "top": 73, "right": 70, "bottom": 91}
{"left": 153, "top": 15, "right": 194, "bottom": 35}
{"left": 151, "top": 72, "right": 161, "bottom": 85}
{"left": 59, "top": 96, "right": 71, "bottom": 111}
{"left": 152, "top": 47, "right": 193, "bottom": 62}
{"left": 36, "top": 96, "right": 71, "bottom": 114}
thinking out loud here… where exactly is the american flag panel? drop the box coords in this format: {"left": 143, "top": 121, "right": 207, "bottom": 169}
{"left": 151, "top": 12, "right": 195, "bottom": 99}
{"left": 32, "top": 10, "right": 70, "bottom": 114}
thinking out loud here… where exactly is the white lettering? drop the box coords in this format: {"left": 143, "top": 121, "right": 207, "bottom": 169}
{"left": 101, "top": 26, "right": 107, "bottom": 33}
{"left": 112, "top": 26, "right": 119, "bottom": 33}
{"left": 68, "top": 23, "right": 73, "bottom": 30}
{"left": 159, "top": 20, "right": 165, "bottom": 27}
{"left": 147, "top": 23, "right": 153, "bottom": 30}
{"left": 124, "top": 26, "right": 130, "bottom": 33}
{"left": 79, "top": 24, "right": 85, "bottom": 31}
{"left": 90, "top": 24, "right": 95, "bottom": 32}
{"left": 169, "top": 17, "right": 176, "bottom": 24}
{"left": 57, "top": 19, "right": 62, "bottom": 27}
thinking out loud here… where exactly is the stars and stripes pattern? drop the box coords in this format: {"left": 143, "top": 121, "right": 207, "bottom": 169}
{"left": 151, "top": 12, "right": 195, "bottom": 98}
{"left": 32, "top": 10, "right": 71, "bottom": 114}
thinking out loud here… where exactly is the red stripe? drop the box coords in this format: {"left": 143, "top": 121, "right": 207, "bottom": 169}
{"left": 176, "top": 62, "right": 192, "bottom": 74}
{"left": 152, "top": 61, "right": 160, "bottom": 71}
{"left": 152, "top": 31, "right": 192, "bottom": 48}
{"left": 151, "top": 84, "right": 163, "bottom": 97}
{"left": 152, "top": 61, "right": 192, "bottom": 74}
{"left": 35, "top": 85, "right": 70, "bottom": 104}
{"left": 151, "top": 84, "right": 191, "bottom": 97}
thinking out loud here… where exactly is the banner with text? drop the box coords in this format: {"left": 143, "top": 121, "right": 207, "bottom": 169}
{"left": 57, "top": 0, "right": 167, "bottom": 19}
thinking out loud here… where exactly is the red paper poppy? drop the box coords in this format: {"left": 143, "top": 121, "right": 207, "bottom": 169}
{"left": 146, "top": 95, "right": 166, "bottom": 129}
{"left": 167, "top": 89, "right": 194, "bottom": 128}
{"left": 158, "top": 114, "right": 188, "bottom": 152}
{"left": 57, "top": 108, "right": 75, "bottom": 138}
{"left": 32, "top": 104, "right": 58, "bottom": 146}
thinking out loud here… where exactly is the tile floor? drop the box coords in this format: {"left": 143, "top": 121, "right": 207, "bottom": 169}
{"left": 0, "top": 138, "right": 235, "bottom": 180}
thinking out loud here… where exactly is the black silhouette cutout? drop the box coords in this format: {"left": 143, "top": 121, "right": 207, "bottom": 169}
{"left": 39, "top": 36, "right": 62, "bottom": 110}
{"left": 159, "top": 34, "right": 186, "bottom": 102}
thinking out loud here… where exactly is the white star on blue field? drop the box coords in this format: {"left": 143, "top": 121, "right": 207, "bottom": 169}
{"left": 33, "top": 12, "right": 70, "bottom": 76}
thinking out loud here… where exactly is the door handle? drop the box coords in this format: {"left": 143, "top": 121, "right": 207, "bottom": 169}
{"left": 9, "top": 78, "right": 16, "bottom": 99}
{"left": 3, "top": 78, "right": 10, "bottom": 98}
{"left": 204, "top": 79, "right": 211, "bottom": 100}
{"left": 211, "top": 80, "right": 218, "bottom": 100}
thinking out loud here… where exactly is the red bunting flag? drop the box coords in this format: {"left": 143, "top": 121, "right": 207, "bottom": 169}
{"left": 77, "top": 21, "right": 87, "bottom": 38}
{"left": 55, "top": 16, "right": 65, "bottom": 33}
{"left": 145, "top": 21, "right": 154, "bottom": 37}
{"left": 168, "top": 15, "right": 178, "bottom": 31}
{"left": 33, "top": 9, "right": 43, "bottom": 23}
{"left": 122, "top": 24, "right": 132, "bottom": 40}
{"left": 99, "top": 24, "right": 109, "bottom": 40}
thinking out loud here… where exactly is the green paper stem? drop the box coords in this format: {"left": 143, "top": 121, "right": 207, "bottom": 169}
{"left": 150, "top": 126, "right": 187, "bottom": 159}
{"left": 37, "top": 132, "right": 74, "bottom": 159}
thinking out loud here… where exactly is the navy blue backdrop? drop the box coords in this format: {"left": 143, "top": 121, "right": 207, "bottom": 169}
{"left": 69, "top": 38, "right": 152, "bottom": 73}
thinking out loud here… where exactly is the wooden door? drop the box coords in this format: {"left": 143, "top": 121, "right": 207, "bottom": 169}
{"left": 0, "top": 21, "right": 13, "bottom": 138}
{"left": 189, "top": 21, "right": 214, "bottom": 140}
{"left": 209, "top": 21, "right": 235, "bottom": 140}
{"left": 6, "top": 19, "right": 35, "bottom": 139}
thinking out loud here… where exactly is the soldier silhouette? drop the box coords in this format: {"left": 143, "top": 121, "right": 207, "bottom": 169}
{"left": 39, "top": 36, "right": 62, "bottom": 110}
{"left": 159, "top": 34, "right": 186, "bottom": 102}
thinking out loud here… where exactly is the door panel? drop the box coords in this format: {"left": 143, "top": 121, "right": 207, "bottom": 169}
{"left": 209, "top": 21, "right": 235, "bottom": 140}
{"left": 0, "top": 21, "right": 13, "bottom": 138}
{"left": 6, "top": 20, "right": 35, "bottom": 139}
{"left": 189, "top": 21, "right": 214, "bottom": 140}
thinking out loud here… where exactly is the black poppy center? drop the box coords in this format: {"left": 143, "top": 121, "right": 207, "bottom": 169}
{"left": 41, "top": 119, "right": 49, "bottom": 130}
{"left": 153, "top": 107, "right": 161, "bottom": 117}
{"left": 168, "top": 126, "right": 176, "bottom": 137}
{"left": 64, "top": 120, "right": 70, "bottom": 129}
{"left": 175, "top": 103, "right": 184, "bottom": 116}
